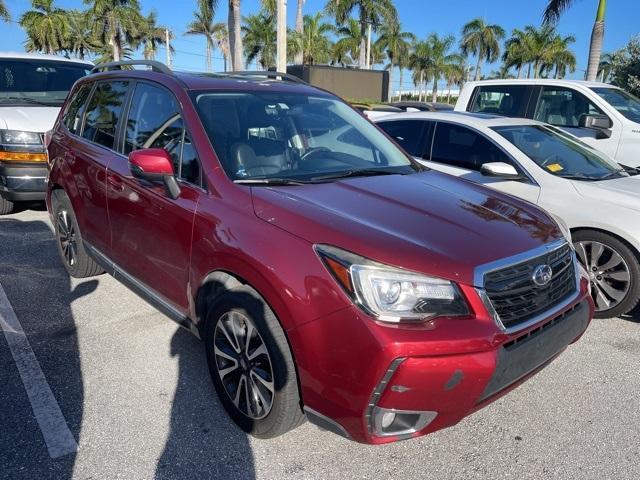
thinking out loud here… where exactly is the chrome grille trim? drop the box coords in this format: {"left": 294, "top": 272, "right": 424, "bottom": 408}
{"left": 475, "top": 240, "right": 581, "bottom": 333}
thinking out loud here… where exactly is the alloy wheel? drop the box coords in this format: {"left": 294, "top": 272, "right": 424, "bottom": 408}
{"left": 574, "top": 240, "right": 631, "bottom": 312}
{"left": 57, "top": 210, "right": 77, "bottom": 267}
{"left": 214, "top": 311, "right": 274, "bottom": 420}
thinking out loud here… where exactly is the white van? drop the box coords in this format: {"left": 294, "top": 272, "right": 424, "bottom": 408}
{"left": 0, "top": 52, "right": 92, "bottom": 214}
{"left": 455, "top": 79, "right": 640, "bottom": 167}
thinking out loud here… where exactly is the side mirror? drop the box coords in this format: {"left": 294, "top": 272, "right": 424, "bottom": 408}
{"left": 579, "top": 114, "right": 613, "bottom": 139}
{"left": 480, "top": 162, "right": 522, "bottom": 179}
{"left": 129, "top": 148, "right": 180, "bottom": 200}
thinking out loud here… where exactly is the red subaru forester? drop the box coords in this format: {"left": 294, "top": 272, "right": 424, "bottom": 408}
{"left": 46, "top": 61, "right": 593, "bottom": 444}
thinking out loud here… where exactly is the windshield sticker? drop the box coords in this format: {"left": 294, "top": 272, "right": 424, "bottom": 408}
{"left": 546, "top": 163, "right": 564, "bottom": 173}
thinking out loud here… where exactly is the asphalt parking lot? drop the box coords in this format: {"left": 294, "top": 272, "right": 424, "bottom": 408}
{"left": 1, "top": 205, "right": 639, "bottom": 480}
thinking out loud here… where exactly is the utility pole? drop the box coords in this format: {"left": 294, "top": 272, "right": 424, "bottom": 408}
{"left": 276, "top": 0, "right": 287, "bottom": 73}
{"left": 165, "top": 28, "right": 172, "bottom": 68}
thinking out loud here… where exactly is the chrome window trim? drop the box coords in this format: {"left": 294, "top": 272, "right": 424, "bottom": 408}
{"left": 474, "top": 239, "right": 581, "bottom": 334}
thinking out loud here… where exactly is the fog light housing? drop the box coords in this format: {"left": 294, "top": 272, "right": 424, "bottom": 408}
{"left": 372, "top": 407, "right": 437, "bottom": 437}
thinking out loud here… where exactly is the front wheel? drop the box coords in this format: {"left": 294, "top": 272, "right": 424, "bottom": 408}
{"left": 204, "top": 285, "right": 305, "bottom": 439}
{"left": 573, "top": 230, "right": 640, "bottom": 318}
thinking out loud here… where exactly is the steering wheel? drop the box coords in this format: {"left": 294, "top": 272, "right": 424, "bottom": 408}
{"left": 540, "top": 154, "right": 561, "bottom": 167}
{"left": 300, "top": 147, "right": 332, "bottom": 162}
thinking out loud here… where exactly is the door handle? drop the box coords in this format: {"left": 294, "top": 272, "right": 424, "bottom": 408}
{"left": 106, "top": 174, "right": 124, "bottom": 193}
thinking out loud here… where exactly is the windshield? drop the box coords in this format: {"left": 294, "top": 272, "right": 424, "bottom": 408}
{"left": 493, "top": 124, "right": 627, "bottom": 181}
{"left": 591, "top": 87, "right": 640, "bottom": 123}
{"left": 0, "top": 59, "right": 91, "bottom": 107}
{"left": 191, "top": 90, "right": 420, "bottom": 183}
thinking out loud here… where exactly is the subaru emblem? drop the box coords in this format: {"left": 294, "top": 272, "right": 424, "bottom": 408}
{"left": 532, "top": 264, "right": 553, "bottom": 287}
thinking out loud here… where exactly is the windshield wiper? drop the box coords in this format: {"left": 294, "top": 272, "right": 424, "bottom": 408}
{"left": 556, "top": 173, "right": 600, "bottom": 181}
{"left": 310, "top": 168, "right": 407, "bottom": 182}
{"left": 234, "top": 178, "right": 310, "bottom": 186}
{"left": 598, "top": 169, "right": 628, "bottom": 181}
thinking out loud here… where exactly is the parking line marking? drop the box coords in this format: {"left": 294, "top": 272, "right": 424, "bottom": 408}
{"left": 0, "top": 282, "right": 78, "bottom": 459}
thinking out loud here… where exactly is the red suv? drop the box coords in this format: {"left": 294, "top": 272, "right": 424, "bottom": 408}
{"left": 47, "top": 61, "right": 593, "bottom": 444}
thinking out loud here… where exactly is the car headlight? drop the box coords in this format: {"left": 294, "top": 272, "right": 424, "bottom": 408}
{"left": 0, "top": 129, "right": 42, "bottom": 146}
{"left": 316, "top": 245, "right": 469, "bottom": 323}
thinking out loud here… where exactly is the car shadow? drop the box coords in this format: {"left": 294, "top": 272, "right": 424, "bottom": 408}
{"left": 154, "top": 327, "right": 256, "bottom": 479}
{"left": 0, "top": 218, "right": 93, "bottom": 479}
{"left": 620, "top": 304, "right": 640, "bottom": 323}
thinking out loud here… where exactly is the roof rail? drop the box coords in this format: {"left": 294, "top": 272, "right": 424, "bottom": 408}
{"left": 91, "top": 60, "right": 173, "bottom": 75}
{"left": 228, "top": 71, "right": 306, "bottom": 84}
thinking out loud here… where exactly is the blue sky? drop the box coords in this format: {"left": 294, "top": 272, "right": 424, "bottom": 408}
{"left": 1, "top": 0, "right": 639, "bottom": 86}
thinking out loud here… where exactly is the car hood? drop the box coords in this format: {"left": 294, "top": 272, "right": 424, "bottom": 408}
{"left": 571, "top": 176, "right": 640, "bottom": 212}
{"left": 0, "top": 106, "right": 61, "bottom": 132}
{"left": 251, "top": 170, "right": 562, "bottom": 286}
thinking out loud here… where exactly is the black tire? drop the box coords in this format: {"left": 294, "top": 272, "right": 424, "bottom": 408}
{"left": 573, "top": 230, "right": 640, "bottom": 319}
{"left": 51, "top": 190, "right": 104, "bottom": 278}
{"left": 204, "top": 285, "right": 305, "bottom": 439}
{"left": 0, "top": 195, "right": 14, "bottom": 215}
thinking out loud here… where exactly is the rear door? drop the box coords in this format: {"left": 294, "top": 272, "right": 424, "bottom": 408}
{"left": 467, "top": 85, "right": 534, "bottom": 117}
{"left": 424, "top": 121, "right": 541, "bottom": 203}
{"left": 62, "top": 80, "right": 130, "bottom": 254}
{"left": 106, "top": 81, "right": 203, "bottom": 312}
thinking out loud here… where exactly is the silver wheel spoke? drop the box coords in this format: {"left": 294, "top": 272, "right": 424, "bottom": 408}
{"left": 250, "top": 370, "right": 274, "bottom": 394}
{"left": 218, "top": 319, "right": 241, "bottom": 354}
{"left": 233, "top": 374, "right": 247, "bottom": 409}
{"left": 590, "top": 243, "right": 604, "bottom": 268}
{"left": 249, "top": 373, "right": 270, "bottom": 413}
{"left": 247, "top": 343, "right": 267, "bottom": 361}
{"left": 598, "top": 252, "right": 624, "bottom": 272}
{"left": 603, "top": 271, "right": 630, "bottom": 282}
{"left": 593, "top": 284, "right": 611, "bottom": 310}
{"left": 214, "top": 345, "right": 237, "bottom": 363}
{"left": 598, "top": 280, "right": 626, "bottom": 302}
{"left": 244, "top": 321, "right": 255, "bottom": 357}
{"left": 575, "top": 242, "right": 588, "bottom": 267}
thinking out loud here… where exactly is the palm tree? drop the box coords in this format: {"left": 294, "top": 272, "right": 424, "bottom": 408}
{"left": 20, "top": 0, "right": 70, "bottom": 54}
{"left": 424, "top": 33, "right": 462, "bottom": 102}
{"left": 546, "top": 33, "right": 576, "bottom": 79}
{"left": 84, "top": 0, "right": 144, "bottom": 62}
{"left": 598, "top": 52, "right": 614, "bottom": 83}
{"left": 333, "top": 18, "right": 361, "bottom": 66}
{"left": 186, "top": 1, "right": 218, "bottom": 71}
{"left": 212, "top": 22, "right": 230, "bottom": 71}
{"left": 64, "top": 9, "right": 99, "bottom": 59}
{"left": 460, "top": 17, "right": 505, "bottom": 81}
{"left": 242, "top": 12, "right": 276, "bottom": 70}
{"left": 325, "top": 0, "right": 397, "bottom": 68}
{"left": 136, "top": 11, "right": 171, "bottom": 61}
{"left": 376, "top": 20, "right": 414, "bottom": 102}
{"left": 409, "top": 40, "right": 431, "bottom": 102}
{"left": 503, "top": 28, "right": 530, "bottom": 78}
{"left": 228, "top": 0, "right": 244, "bottom": 70}
{"left": 293, "top": 13, "right": 334, "bottom": 65}
{"left": 0, "top": 1, "right": 10, "bottom": 22}
{"left": 444, "top": 60, "right": 465, "bottom": 103}
{"left": 293, "top": 0, "right": 305, "bottom": 65}
{"left": 543, "top": 0, "right": 606, "bottom": 81}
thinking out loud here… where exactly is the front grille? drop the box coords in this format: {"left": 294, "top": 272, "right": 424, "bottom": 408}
{"left": 484, "top": 244, "right": 577, "bottom": 329}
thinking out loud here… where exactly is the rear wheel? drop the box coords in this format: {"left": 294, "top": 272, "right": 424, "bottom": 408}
{"left": 0, "top": 195, "right": 14, "bottom": 215}
{"left": 51, "top": 190, "right": 104, "bottom": 278}
{"left": 573, "top": 230, "right": 640, "bottom": 319}
{"left": 204, "top": 285, "right": 305, "bottom": 438}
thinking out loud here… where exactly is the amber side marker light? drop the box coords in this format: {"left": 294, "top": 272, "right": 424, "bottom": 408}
{"left": 324, "top": 256, "right": 354, "bottom": 293}
{"left": 0, "top": 151, "right": 48, "bottom": 162}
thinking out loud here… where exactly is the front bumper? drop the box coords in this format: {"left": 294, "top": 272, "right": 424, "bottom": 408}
{"left": 0, "top": 162, "right": 47, "bottom": 201}
{"left": 293, "top": 278, "right": 593, "bottom": 444}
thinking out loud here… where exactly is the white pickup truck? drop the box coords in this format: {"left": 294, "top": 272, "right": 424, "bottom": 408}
{"left": 455, "top": 79, "right": 640, "bottom": 167}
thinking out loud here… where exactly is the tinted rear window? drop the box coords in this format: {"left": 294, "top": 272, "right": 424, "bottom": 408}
{"left": 81, "top": 81, "right": 129, "bottom": 150}
{"left": 470, "top": 85, "right": 530, "bottom": 117}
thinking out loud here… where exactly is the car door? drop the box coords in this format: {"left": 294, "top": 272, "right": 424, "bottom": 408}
{"left": 423, "top": 121, "right": 541, "bottom": 203}
{"left": 106, "top": 81, "right": 204, "bottom": 312}
{"left": 65, "top": 80, "right": 129, "bottom": 254}
{"left": 532, "top": 86, "right": 621, "bottom": 159}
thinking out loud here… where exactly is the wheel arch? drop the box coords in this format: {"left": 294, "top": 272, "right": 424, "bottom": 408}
{"left": 570, "top": 226, "right": 640, "bottom": 263}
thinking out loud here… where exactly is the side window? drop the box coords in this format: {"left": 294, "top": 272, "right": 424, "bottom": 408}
{"left": 431, "top": 122, "right": 511, "bottom": 171}
{"left": 470, "top": 85, "right": 530, "bottom": 117}
{"left": 81, "top": 81, "right": 129, "bottom": 149}
{"left": 125, "top": 83, "right": 201, "bottom": 186}
{"left": 62, "top": 83, "right": 92, "bottom": 134}
{"left": 377, "top": 120, "right": 431, "bottom": 158}
{"left": 534, "top": 87, "right": 606, "bottom": 128}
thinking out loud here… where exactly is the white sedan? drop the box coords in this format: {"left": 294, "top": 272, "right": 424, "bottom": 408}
{"left": 375, "top": 111, "right": 640, "bottom": 318}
